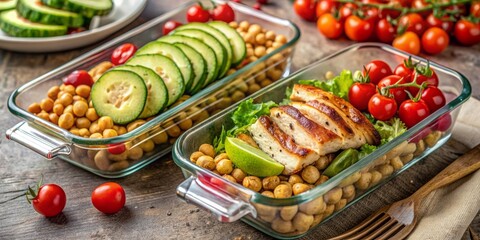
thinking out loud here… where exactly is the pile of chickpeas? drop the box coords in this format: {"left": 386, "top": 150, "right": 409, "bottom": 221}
{"left": 189, "top": 130, "right": 443, "bottom": 234}
{"left": 25, "top": 20, "right": 292, "bottom": 172}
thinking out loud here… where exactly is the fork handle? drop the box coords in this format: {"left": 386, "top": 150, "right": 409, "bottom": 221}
{"left": 412, "top": 143, "right": 480, "bottom": 201}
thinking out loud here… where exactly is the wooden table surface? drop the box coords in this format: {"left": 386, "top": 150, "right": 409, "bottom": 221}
{"left": 1, "top": 1, "right": 479, "bottom": 239}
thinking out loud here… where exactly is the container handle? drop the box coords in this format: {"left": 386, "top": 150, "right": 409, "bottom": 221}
{"left": 6, "top": 122, "right": 71, "bottom": 159}
{"left": 177, "top": 176, "right": 257, "bottom": 222}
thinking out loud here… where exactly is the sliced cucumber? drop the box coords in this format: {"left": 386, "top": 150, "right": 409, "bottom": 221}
{"left": 64, "top": 0, "right": 113, "bottom": 18}
{"left": 173, "top": 29, "right": 226, "bottom": 84}
{"left": 0, "top": 10, "right": 67, "bottom": 37}
{"left": 126, "top": 54, "right": 184, "bottom": 106}
{"left": 174, "top": 43, "right": 207, "bottom": 94}
{"left": 158, "top": 35, "right": 217, "bottom": 89}
{"left": 17, "top": 0, "right": 84, "bottom": 27}
{"left": 175, "top": 23, "right": 233, "bottom": 78}
{"left": 114, "top": 65, "right": 168, "bottom": 119}
{"left": 136, "top": 41, "right": 193, "bottom": 93}
{"left": 208, "top": 21, "right": 246, "bottom": 66}
{"left": 41, "top": 0, "right": 64, "bottom": 9}
{"left": 0, "top": 0, "right": 17, "bottom": 12}
{"left": 91, "top": 70, "right": 147, "bottom": 125}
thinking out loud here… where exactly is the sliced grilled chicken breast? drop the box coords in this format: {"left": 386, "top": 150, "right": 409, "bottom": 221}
{"left": 290, "top": 84, "right": 381, "bottom": 145}
{"left": 248, "top": 116, "right": 320, "bottom": 175}
{"left": 270, "top": 106, "right": 343, "bottom": 155}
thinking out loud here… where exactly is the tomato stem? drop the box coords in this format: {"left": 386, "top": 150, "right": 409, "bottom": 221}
{"left": 333, "top": 0, "right": 473, "bottom": 15}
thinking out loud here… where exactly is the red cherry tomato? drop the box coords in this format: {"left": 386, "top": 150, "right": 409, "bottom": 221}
{"left": 186, "top": 5, "right": 210, "bottom": 23}
{"left": 425, "top": 13, "right": 454, "bottom": 33}
{"left": 316, "top": 0, "right": 337, "bottom": 17}
{"left": 212, "top": 3, "right": 235, "bottom": 22}
{"left": 410, "top": 0, "right": 431, "bottom": 17}
{"left": 378, "top": 75, "right": 408, "bottom": 106}
{"left": 393, "top": 31, "right": 421, "bottom": 55}
{"left": 253, "top": 3, "right": 262, "bottom": 10}
{"left": 257, "top": 0, "right": 268, "bottom": 4}
{"left": 399, "top": 13, "right": 427, "bottom": 36}
{"left": 63, "top": 70, "right": 94, "bottom": 87}
{"left": 293, "top": 0, "right": 317, "bottom": 22}
{"left": 471, "top": 1, "right": 480, "bottom": 17}
{"left": 345, "top": 15, "right": 374, "bottom": 41}
{"left": 162, "top": 20, "right": 182, "bottom": 35}
{"left": 421, "top": 27, "right": 449, "bottom": 55}
{"left": 393, "top": 60, "right": 415, "bottom": 83}
{"left": 28, "top": 184, "right": 67, "bottom": 217}
{"left": 432, "top": 113, "right": 452, "bottom": 131}
{"left": 317, "top": 13, "right": 343, "bottom": 39}
{"left": 339, "top": 3, "right": 358, "bottom": 21}
{"left": 107, "top": 143, "right": 127, "bottom": 155}
{"left": 348, "top": 82, "right": 377, "bottom": 111}
{"left": 363, "top": 60, "right": 393, "bottom": 84}
{"left": 399, "top": 99, "right": 430, "bottom": 128}
{"left": 410, "top": 69, "right": 439, "bottom": 96}
{"left": 368, "top": 93, "right": 398, "bottom": 121}
{"left": 454, "top": 19, "right": 480, "bottom": 46}
{"left": 91, "top": 182, "right": 126, "bottom": 214}
{"left": 421, "top": 86, "right": 446, "bottom": 113}
{"left": 111, "top": 43, "right": 137, "bottom": 66}
{"left": 375, "top": 18, "right": 396, "bottom": 44}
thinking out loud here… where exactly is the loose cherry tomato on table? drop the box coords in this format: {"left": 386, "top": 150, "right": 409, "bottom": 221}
{"left": 398, "top": 99, "right": 430, "bottom": 128}
{"left": 375, "top": 18, "right": 396, "bottom": 44}
{"left": 317, "top": 13, "right": 343, "bottom": 39}
{"left": 421, "top": 86, "right": 446, "bottom": 112}
{"left": 293, "top": 0, "right": 317, "bottom": 22}
{"left": 349, "top": 82, "right": 377, "bottom": 111}
{"left": 425, "top": 13, "right": 454, "bottom": 33}
{"left": 316, "top": 0, "right": 337, "bottom": 17}
{"left": 363, "top": 60, "right": 393, "bottom": 84}
{"left": 186, "top": 4, "right": 210, "bottom": 23}
{"left": 63, "top": 70, "right": 94, "bottom": 87}
{"left": 211, "top": 3, "right": 235, "bottom": 22}
{"left": 91, "top": 182, "right": 126, "bottom": 214}
{"left": 111, "top": 43, "right": 137, "bottom": 66}
{"left": 26, "top": 182, "right": 66, "bottom": 217}
{"left": 378, "top": 75, "right": 408, "bottom": 106}
{"left": 345, "top": 15, "right": 374, "bottom": 41}
{"left": 454, "top": 19, "right": 480, "bottom": 46}
{"left": 368, "top": 93, "right": 398, "bottom": 121}
{"left": 471, "top": 1, "right": 480, "bottom": 17}
{"left": 162, "top": 20, "right": 182, "bottom": 35}
{"left": 399, "top": 13, "right": 427, "bottom": 36}
{"left": 393, "top": 31, "right": 421, "bottom": 55}
{"left": 421, "top": 27, "right": 449, "bottom": 55}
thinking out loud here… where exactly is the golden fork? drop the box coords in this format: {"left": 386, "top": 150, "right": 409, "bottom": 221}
{"left": 330, "top": 144, "right": 480, "bottom": 240}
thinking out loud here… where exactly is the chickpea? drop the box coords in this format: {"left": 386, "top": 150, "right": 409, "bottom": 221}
{"left": 244, "top": 32, "right": 255, "bottom": 44}
{"left": 196, "top": 155, "right": 215, "bottom": 170}
{"left": 72, "top": 101, "right": 88, "bottom": 117}
{"left": 199, "top": 144, "right": 215, "bottom": 158}
{"left": 402, "top": 143, "right": 417, "bottom": 156}
{"left": 246, "top": 47, "right": 254, "bottom": 57}
{"left": 425, "top": 131, "right": 441, "bottom": 147}
{"left": 248, "top": 24, "right": 262, "bottom": 35}
{"left": 190, "top": 151, "right": 204, "bottom": 163}
{"left": 266, "top": 69, "right": 283, "bottom": 80}
{"left": 414, "top": 140, "right": 426, "bottom": 156}
{"left": 323, "top": 188, "right": 343, "bottom": 205}
{"left": 301, "top": 166, "right": 320, "bottom": 184}
{"left": 37, "top": 111, "right": 50, "bottom": 121}
{"left": 58, "top": 112, "right": 74, "bottom": 129}
{"left": 214, "top": 153, "right": 229, "bottom": 164}
{"left": 338, "top": 172, "right": 361, "bottom": 187}
{"left": 116, "top": 126, "right": 127, "bottom": 135}
{"left": 90, "top": 133, "right": 103, "bottom": 139}
{"left": 75, "top": 85, "right": 91, "bottom": 98}
{"left": 261, "top": 191, "right": 274, "bottom": 198}
{"left": 325, "top": 71, "right": 335, "bottom": 80}
{"left": 355, "top": 172, "right": 372, "bottom": 190}
{"left": 390, "top": 156, "right": 404, "bottom": 170}
{"left": 28, "top": 102, "right": 42, "bottom": 114}
{"left": 315, "top": 175, "right": 329, "bottom": 186}
{"left": 216, "top": 159, "right": 233, "bottom": 175}
{"left": 228, "top": 21, "right": 238, "bottom": 28}
{"left": 47, "top": 86, "right": 60, "bottom": 100}
{"left": 231, "top": 90, "right": 246, "bottom": 103}
{"left": 255, "top": 33, "right": 266, "bottom": 45}
{"left": 265, "top": 31, "right": 276, "bottom": 40}
{"left": 98, "top": 116, "right": 114, "bottom": 131}
{"left": 378, "top": 164, "right": 394, "bottom": 177}
{"left": 271, "top": 217, "right": 294, "bottom": 234}
{"left": 239, "top": 21, "right": 249, "bottom": 31}
{"left": 108, "top": 161, "right": 129, "bottom": 171}
{"left": 85, "top": 108, "right": 98, "bottom": 122}
{"left": 39, "top": 98, "right": 54, "bottom": 112}
{"left": 272, "top": 42, "right": 283, "bottom": 49}
{"left": 323, "top": 204, "right": 335, "bottom": 217}
{"left": 78, "top": 128, "right": 90, "bottom": 137}
{"left": 222, "top": 174, "right": 237, "bottom": 183}
{"left": 292, "top": 183, "right": 311, "bottom": 195}
{"left": 64, "top": 105, "right": 74, "bottom": 115}
{"left": 400, "top": 153, "right": 414, "bottom": 164}
{"left": 178, "top": 119, "right": 193, "bottom": 131}
{"left": 342, "top": 185, "right": 355, "bottom": 199}
{"left": 311, "top": 214, "right": 324, "bottom": 228}
{"left": 49, "top": 113, "right": 59, "bottom": 124}
{"left": 166, "top": 125, "right": 181, "bottom": 138}
{"left": 127, "top": 147, "right": 144, "bottom": 161}
{"left": 299, "top": 196, "right": 326, "bottom": 215}
{"left": 103, "top": 129, "right": 118, "bottom": 138}
{"left": 280, "top": 205, "right": 298, "bottom": 221}
{"left": 334, "top": 199, "right": 347, "bottom": 212}
{"left": 243, "top": 176, "right": 262, "bottom": 192}
{"left": 248, "top": 56, "right": 258, "bottom": 63}
{"left": 108, "top": 151, "right": 128, "bottom": 162}
{"left": 89, "top": 122, "right": 101, "bottom": 134}
{"left": 274, "top": 184, "right": 292, "bottom": 198}
{"left": 53, "top": 103, "right": 64, "bottom": 116}
{"left": 58, "top": 93, "right": 73, "bottom": 107}
{"left": 94, "top": 151, "right": 110, "bottom": 171}
{"left": 315, "top": 155, "right": 333, "bottom": 170}
{"left": 275, "top": 34, "right": 287, "bottom": 44}
{"left": 248, "top": 83, "right": 261, "bottom": 94}
{"left": 254, "top": 46, "right": 266, "bottom": 58}
{"left": 227, "top": 69, "right": 237, "bottom": 76}
{"left": 74, "top": 117, "right": 90, "bottom": 129}
{"left": 293, "top": 212, "right": 314, "bottom": 233}
{"left": 63, "top": 85, "right": 76, "bottom": 95}
{"left": 370, "top": 170, "right": 383, "bottom": 186}
{"left": 139, "top": 140, "right": 155, "bottom": 152}
{"left": 231, "top": 168, "right": 246, "bottom": 183}
{"left": 151, "top": 131, "right": 168, "bottom": 144}
{"left": 288, "top": 174, "right": 304, "bottom": 185}
{"left": 262, "top": 176, "right": 280, "bottom": 190}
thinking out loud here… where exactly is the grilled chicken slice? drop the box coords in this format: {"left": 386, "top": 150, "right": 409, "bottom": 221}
{"left": 289, "top": 101, "right": 362, "bottom": 149}
{"left": 248, "top": 116, "right": 320, "bottom": 175}
{"left": 270, "top": 105, "right": 343, "bottom": 155}
{"left": 290, "top": 84, "right": 381, "bottom": 145}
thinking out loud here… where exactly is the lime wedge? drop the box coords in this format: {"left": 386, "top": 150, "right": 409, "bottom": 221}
{"left": 225, "top": 137, "right": 284, "bottom": 177}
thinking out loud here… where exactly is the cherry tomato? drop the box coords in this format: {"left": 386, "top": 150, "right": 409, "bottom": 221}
{"left": 91, "top": 182, "right": 126, "bottom": 214}
{"left": 67, "top": 27, "right": 86, "bottom": 34}
{"left": 111, "top": 43, "right": 137, "bottom": 66}
{"left": 410, "top": 127, "right": 431, "bottom": 143}
{"left": 293, "top": 0, "right": 317, "bottom": 22}
{"left": 339, "top": 3, "right": 357, "bottom": 21}
{"left": 27, "top": 184, "right": 67, "bottom": 217}
{"left": 212, "top": 3, "right": 235, "bottom": 22}
{"left": 432, "top": 113, "right": 452, "bottom": 131}
{"left": 399, "top": 99, "right": 430, "bottom": 128}
{"left": 257, "top": 0, "right": 268, "bottom": 4}
{"left": 399, "top": 13, "right": 427, "bottom": 36}
{"left": 363, "top": 60, "right": 393, "bottom": 84}
{"left": 63, "top": 70, "right": 94, "bottom": 87}
{"left": 368, "top": 93, "right": 398, "bottom": 121}
{"left": 393, "top": 31, "right": 421, "bottom": 55}
{"left": 410, "top": 0, "right": 431, "bottom": 17}
{"left": 375, "top": 18, "right": 396, "bottom": 44}
{"left": 471, "top": 1, "right": 480, "bottom": 17}
{"left": 364, "top": 7, "right": 380, "bottom": 25}
{"left": 378, "top": 75, "right": 408, "bottom": 106}
{"left": 345, "top": 15, "right": 374, "bottom": 41}
{"left": 349, "top": 83, "right": 377, "bottom": 111}
{"left": 253, "top": 3, "right": 262, "bottom": 10}
{"left": 162, "top": 20, "right": 182, "bottom": 35}
{"left": 421, "top": 86, "right": 446, "bottom": 112}
{"left": 317, "top": 13, "right": 343, "bottom": 39}
{"left": 454, "top": 19, "right": 480, "bottom": 46}
{"left": 316, "top": 0, "right": 337, "bottom": 17}
{"left": 421, "top": 27, "right": 449, "bottom": 55}
{"left": 393, "top": 60, "right": 415, "bottom": 83}
{"left": 107, "top": 143, "right": 127, "bottom": 155}
{"left": 186, "top": 5, "right": 210, "bottom": 23}
{"left": 410, "top": 68, "right": 439, "bottom": 96}
{"left": 425, "top": 13, "right": 454, "bottom": 33}
{"left": 378, "top": 0, "right": 403, "bottom": 18}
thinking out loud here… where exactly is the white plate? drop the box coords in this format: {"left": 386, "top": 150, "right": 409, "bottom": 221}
{"left": 0, "top": 0, "right": 147, "bottom": 52}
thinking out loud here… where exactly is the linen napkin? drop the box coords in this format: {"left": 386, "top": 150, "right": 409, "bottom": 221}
{"left": 407, "top": 97, "right": 480, "bottom": 240}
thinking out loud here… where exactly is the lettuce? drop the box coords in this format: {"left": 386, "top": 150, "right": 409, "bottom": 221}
{"left": 298, "top": 70, "right": 354, "bottom": 100}
{"left": 374, "top": 117, "right": 407, "bottom": 145}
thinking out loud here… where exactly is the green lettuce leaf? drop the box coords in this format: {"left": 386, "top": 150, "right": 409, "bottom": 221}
{"left": 374, "top": 117, "right": 407, "bottom": 145}
{"left": 297, "top": 70, "right": 354, "bottom": 100}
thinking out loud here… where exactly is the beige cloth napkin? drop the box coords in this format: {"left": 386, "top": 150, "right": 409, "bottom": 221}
{"left": 408, "top": 97, "right": 480, "bottom": 240}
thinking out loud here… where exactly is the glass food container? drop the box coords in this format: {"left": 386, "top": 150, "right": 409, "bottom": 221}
{"left": 5, "top": 1, "right": 300, "bottom": 178}
{"left": 173, "top": 43, "right": 471, "bottom": 239}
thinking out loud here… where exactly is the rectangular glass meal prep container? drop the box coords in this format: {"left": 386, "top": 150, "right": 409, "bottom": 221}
{"left": 5, "top": 0, "right": 300, "bottom": 178}
{"left": 173, "top": 43, "right": 471, "bottom": 239}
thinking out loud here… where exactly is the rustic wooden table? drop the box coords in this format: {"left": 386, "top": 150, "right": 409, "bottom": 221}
{"left": 0, "top": 1, "right": 479, "bottom": 239}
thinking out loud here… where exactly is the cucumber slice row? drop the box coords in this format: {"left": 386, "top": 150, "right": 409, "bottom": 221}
{"left": 40, "top": 0, "right": 64, "bottom": 9}
{"left": 91, "top": 70, "right": 148, "bottom": 125}
{"left": 208, "top": 21, "right": 246, "bottom": 66}
{"left": 0, "top": 0, "right": 17, "bottom": 12}
{"left": 63, "top": 0, "right": 113, "bottom": 18}
{"left": 17, "top": 0, "right": 84, "bottom": 27}
{"left": 174, "top": 43, "right": 207, "bottom": 94}
{"left": 0, "top": 10, "right": 67, "bottom": 37}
